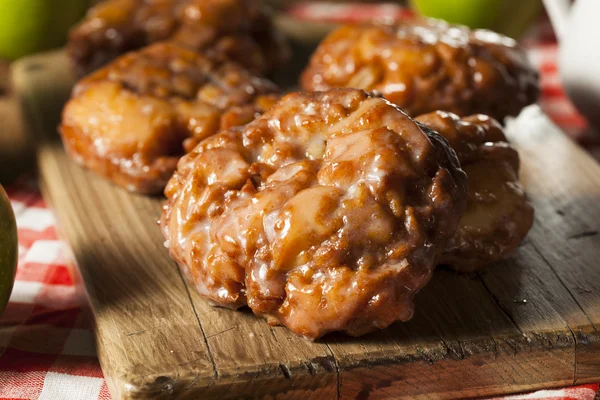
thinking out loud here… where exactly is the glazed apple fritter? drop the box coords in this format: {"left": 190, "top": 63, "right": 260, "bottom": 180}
{"left": 416, "top": 111, "right": 534, "bottom": 272}
{"left": 68, "top": 0, "right": 290, "bottom": 77}
{"left": 60, "top": 42, "right": 281, "bottom": 194}
{"left": 160, "top": 89, "right": 467, "bottom": 339}
{"left": 301, "top": 19, "right": 539, "bottom": 121}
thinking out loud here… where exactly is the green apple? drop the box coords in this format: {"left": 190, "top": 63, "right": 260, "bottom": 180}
{"left": 0, "top": 185, "right": 17, "bottom": 314}
{"left": 411, "top": 0, "right": 542, "bottom": 39}
{"left": 0, "top": 0, "right": 90, "bottom": 60}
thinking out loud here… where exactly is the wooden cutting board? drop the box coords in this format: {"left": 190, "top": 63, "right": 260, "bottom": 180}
{"left": 12, "top": 50, "right": 600, "bottom": 400}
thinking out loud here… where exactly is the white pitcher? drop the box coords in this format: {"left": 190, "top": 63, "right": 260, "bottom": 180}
{"left": 543, "top": 0, "right": 600, "bottom": 129}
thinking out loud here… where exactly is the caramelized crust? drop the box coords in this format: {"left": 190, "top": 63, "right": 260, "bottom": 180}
{"left": 160, "top": 89, "right": 467, "bottom": 339}
{"left": 60, "top": 43, "right": 281, "bottom": 194}
{"left": 416, "top": 111, "right": 534, "bottom": 272}
{"left": 301, "top": 19, "right": 538, "bottom": 121}
{"left": 68, "top": 0, "right": 290, "bottom": 77}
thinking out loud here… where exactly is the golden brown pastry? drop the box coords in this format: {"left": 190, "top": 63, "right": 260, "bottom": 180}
{"left": 416, "top": 111, "right": 534, "bottom": 272}
{"left": 160, "top": 89, "right": 467, "bottom": 339}
{"left": 301, "top": 19, "right": 538, "bottom": 121}
{"left": 60, "top": 42, "right": 281, "bottom": 194}
{"left": 67, "top": 0, "right": 290, "bottom": 77}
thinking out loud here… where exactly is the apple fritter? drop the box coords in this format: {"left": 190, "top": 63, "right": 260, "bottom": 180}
{"left": 160, "top": 89, "right": 467, "bottom": 339}
{"left": 68, "top": 0, "right": 290, "bottom": 77}
{"left": 416, "top": 111, "right": 534, "bottom": 272}
{"left": 60, "top": 42, "right": 281, "bottom": 194}
{"left": 301, "top": 19, "right": 538, "bottom": 121}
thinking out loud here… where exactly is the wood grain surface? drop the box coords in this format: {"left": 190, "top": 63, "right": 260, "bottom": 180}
{"left": 12, "top": 51, "right": 600, "bottom": 400}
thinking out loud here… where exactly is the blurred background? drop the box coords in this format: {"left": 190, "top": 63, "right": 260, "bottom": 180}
{"left": 0, "top": 0, "right": 543, "bottom": 63}
{"left": 2, "top": 0, "right": 593, "bottom": 185}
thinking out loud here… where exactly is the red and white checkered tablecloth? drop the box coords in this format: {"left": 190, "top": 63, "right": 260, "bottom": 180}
{"left": 1, "top": 4, "right": 598, "bottom": 400}
{"left": 1, "top": 179, "right": 111, "bottom": 399}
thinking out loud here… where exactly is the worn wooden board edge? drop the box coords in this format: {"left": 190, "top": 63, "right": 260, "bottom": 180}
{"left": 503, "top": 105, "right": 600, "bottom": 384}
{"left": 11, "top": 50, "right": 339, "bottom": 400}
{"left": 11, "top": 50, "right": 600, "bottom": 399}
{"left": 11, "top": 52, "right": 217, "bottom": 399}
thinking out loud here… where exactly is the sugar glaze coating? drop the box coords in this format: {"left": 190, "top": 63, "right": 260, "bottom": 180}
{"left": 161, "top": 89, "right": 467, "bottom": 339}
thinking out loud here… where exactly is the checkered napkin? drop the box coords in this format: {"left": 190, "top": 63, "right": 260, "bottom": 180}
{"left": 1, "top": 178, "right": 110, "bottom": 399}
{"left": 0, "top": 4, "right": 597, "bottom": 400}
